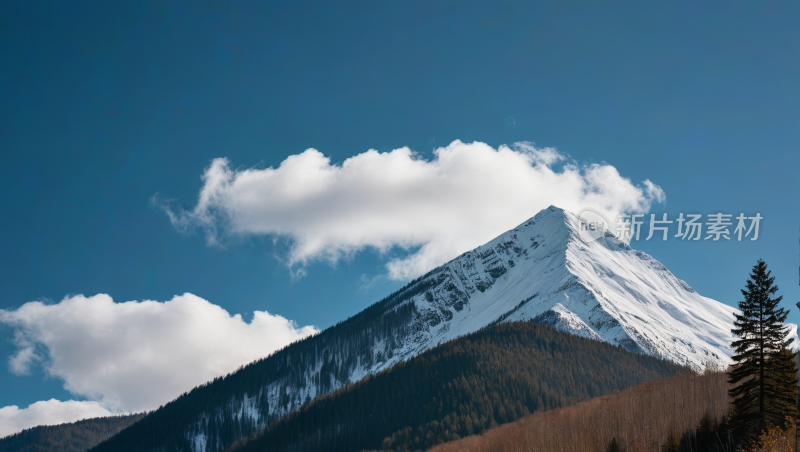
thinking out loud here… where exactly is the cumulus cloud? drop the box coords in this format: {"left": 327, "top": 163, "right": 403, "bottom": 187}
{"left": 159, "top": 140, "right": 665, "bottom": 280}
{"left": 0, "top": 399, "right": 112, "bottom": 438}
{"left": 0, "top": 293, "right": 318, "bottom": 434}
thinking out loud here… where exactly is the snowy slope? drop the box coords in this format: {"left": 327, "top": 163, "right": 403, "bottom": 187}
{"left": 366, "top": 205, "right": 798, "bottom": 372}
{"left": 105, "top": 206, "right": 796, "bottom": 452}
{"left": 227, "top": 205, "right": 797, "bottom": 442}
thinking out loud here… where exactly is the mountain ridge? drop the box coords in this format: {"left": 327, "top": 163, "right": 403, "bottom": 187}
{"left": 0, "top": 413, "right": 144, "bottom": 452}
{"left": 90, "top": 205, "right": 793, "bottom": 452}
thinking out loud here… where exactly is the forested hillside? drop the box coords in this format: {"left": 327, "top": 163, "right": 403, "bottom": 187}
{"left": 0, "top": 413, "right": 144, "bottom": 452}
{"left": 429, "top": 370, "right": 730, "bottom": 452}
{"left": 223, "top": 322, "right": 685, "bottom": 452}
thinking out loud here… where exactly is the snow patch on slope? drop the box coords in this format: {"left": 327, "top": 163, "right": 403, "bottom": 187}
{"left": 531, "top": 303, "right": 603, "bottom": 341}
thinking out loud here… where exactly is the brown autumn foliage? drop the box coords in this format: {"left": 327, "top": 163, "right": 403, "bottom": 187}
{"left": 428, "top": 370, "right": 731, "bottom": 452}
{"left": 743, "top": 421, "right": 797, "bottom": 452}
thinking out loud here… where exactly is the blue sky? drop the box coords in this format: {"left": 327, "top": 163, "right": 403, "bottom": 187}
{"left": 1, "top": 0, "right": 799, "bottom": 432}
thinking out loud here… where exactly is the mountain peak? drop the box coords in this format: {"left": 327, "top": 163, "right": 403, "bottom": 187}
{"left": 523, "top": 204, "right": 570, "bottom": 225}
{"left": 94, "top": 205, "right": 797, "bottom": 452}
{"left": 411, "top": 205, "right": 795, "bottom": 370}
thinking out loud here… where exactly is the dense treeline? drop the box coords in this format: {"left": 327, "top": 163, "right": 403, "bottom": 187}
{"left": 226, "top": 322, "right": 684, "bottom": 452}
{"left": 90, "top": 269, "right": 452, "bottom": 452}
{"left": 0, "top": 413, "right": 144, "bottom": 452}
{"left": 429, "top": 371, "right": 730, "bottom": 452}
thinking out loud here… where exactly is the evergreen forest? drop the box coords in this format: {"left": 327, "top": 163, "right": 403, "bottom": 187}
{"left": 223, "top": 321, "right": 684, "bottom": 452}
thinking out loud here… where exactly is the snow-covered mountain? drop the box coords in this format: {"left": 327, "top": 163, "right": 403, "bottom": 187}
{"left": 349, "top": 205, "right": 797, "bottom": 372}
{"left": 94, "top": 206, "right": 796, "bottom": 452}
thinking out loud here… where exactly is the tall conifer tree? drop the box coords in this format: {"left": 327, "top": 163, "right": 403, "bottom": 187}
{"left": 729, "top": 260, "right": 796, "bottom": 438}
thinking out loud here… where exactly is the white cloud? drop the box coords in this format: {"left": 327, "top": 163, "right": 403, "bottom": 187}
{"left": 8, "top": 339, "right": 36, "bottom": 376}
{"left": 0, "top": 293, "right": 318, "bottom": 434}
{"left": 0, "top": 399, "right": 112, "bottom": 438}
{"left": 160, "top": 140, "right": 665, "bottom": 280}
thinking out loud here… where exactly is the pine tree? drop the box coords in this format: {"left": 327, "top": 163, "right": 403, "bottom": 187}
{"left": 729, "top": 260, "right": 796, "bottom": 438}
{"left": 769, "top": 348, "right": 798, "bottom": 427}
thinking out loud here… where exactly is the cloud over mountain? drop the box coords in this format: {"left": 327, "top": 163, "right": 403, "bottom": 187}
{"left": 0, "top": 293, "right": 318, "bottom": 434}
{"left": 159, "top": 140, "right": 665, "bottom": 280}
